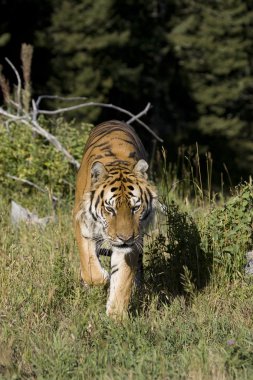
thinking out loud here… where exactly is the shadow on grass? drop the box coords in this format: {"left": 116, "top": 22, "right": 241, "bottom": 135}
{"left": 142, "top": 202, "right": 211, "bottom": 308}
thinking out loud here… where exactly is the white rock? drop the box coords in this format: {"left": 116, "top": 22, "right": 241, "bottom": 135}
{"left": 11, "top": 200, "right": 53, "bottom": 227}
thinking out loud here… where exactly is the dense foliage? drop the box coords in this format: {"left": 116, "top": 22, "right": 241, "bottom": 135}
{"left": 145, "top": 182, "right": 253, "bottom": 303}
{"left": 0, "top": 118, "right": 91, "bottom": 198}
{"left": 0, "top": 0, "right": 252, "bottom": 180}
{"left": 169, "top": 0, "right": 253, "bottom": 173}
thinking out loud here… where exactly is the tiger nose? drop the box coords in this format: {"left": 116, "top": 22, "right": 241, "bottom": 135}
{"left": 117, "top": 234, "right": 134, "bottom": 245}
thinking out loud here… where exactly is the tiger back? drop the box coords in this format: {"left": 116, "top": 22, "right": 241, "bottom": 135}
{"left": 74, "top": 120, "right": 157, "bottom": 318}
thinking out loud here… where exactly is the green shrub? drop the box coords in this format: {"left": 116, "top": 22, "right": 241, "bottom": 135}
{"left": 201, "top": 182, "right": 253, "bottom": 280}
{"left": 145, "top": 182, "right": 252, "bottom": 303}
{"left": 145, "top": 201, "right": 210, "bottom": 303}
{"left": 0, "top": 117, "right": 92, "bottom": 198}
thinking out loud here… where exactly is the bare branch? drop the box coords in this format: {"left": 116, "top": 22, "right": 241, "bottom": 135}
{"left": 0, "top": 106, "right": 80, "bottom": 169}
{"left": 32, "top": 99, "right": 37, "bottom": 121}
{"left": 38, "top": 101, "right": 131, "bottom": 115}
{"left": 0, "top": 56, "right": 163, "bottom": 170}
{"left": 36, "top": 95, "right": 88, "bottom": 109}
{"left": 31, "top": 118, "right": 80, "bottom": 169}
{"left": 127, "top": 102, "right": 151, "bottom": 124}
{"left": 6, "top": 174, "right": 58, "bottom": 202}
{"left": 9, "top": 99, "right": 23, "bottom": 112}
{"left": 37, "top": 101, "right": 163, "bottom": 143}
{"left": 0, "top": 69, "right": 10, "bottom": 103}
{"left": 0, "top": 107, "right": 25, "bottom": 121}
{"left": 5, "top": 58, "right": 22, "bottom": 115}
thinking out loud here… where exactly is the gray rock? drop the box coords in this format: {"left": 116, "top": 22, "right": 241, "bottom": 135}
{"left": 245, "top": 251, "right": 253, "bottom": 275}
{"left": 11, "top": 200, "right": 54, "bottom": 227}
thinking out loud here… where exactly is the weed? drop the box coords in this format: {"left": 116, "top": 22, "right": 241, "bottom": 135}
{"left": 201, "top": 182, "right": 253, "bottom": 281}
{"left": 0, "top": 173, "right": 253, "bottom": 378}
{"left": 145, "top": 201, "right": 210, "bottom": 305}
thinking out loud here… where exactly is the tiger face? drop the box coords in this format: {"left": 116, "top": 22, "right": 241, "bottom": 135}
{"left": 83, "top": 159, "right": 157, "bottom": 250}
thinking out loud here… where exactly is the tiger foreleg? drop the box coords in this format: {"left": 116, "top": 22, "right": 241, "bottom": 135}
{"left": 106, "top": 249, "right": 139, "bottom": 319}
{"left": 76, "top": 224, "right": 109, "bottom": 286}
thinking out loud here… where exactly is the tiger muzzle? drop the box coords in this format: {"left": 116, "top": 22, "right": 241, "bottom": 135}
{"left": 116, "top": 234, "right": 135, "bottom": 247}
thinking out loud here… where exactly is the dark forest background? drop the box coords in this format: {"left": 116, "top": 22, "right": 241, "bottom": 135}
{"left": 0, "top": 0, "right": 253, "bottom": 184}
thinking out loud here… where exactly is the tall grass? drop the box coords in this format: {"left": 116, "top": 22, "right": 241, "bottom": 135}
{"left": 0, "top": 167, "right": 253, "bottom": 379}
{"left": 158, "top": 143, "right": 224, "bottom": 207}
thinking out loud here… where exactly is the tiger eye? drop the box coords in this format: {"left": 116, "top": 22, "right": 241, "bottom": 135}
{"left": 128, "top": 185, "right": 134, "bottom": 191}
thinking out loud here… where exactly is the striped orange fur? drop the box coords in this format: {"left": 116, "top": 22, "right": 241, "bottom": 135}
{"left": 74, "top": 120, "right": 157, "bottom": 318}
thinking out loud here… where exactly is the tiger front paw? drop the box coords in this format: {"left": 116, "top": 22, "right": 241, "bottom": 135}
{"left": 80, "top": 268, "right": 110, "bottom": 286}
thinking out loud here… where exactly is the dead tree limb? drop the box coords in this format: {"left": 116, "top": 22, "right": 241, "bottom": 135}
{"left": 0, "top": 58, "right": 163, "bottom": 170}
{"left": 126, "top": 102, "right": 151, "bottom": 124}
{"left": 5, "top": 58, "right": 22, "bottom": 115}
{"left": 36, "top": 99, "right": 163, "bottom": 143}
{"left": 6, "top": 174, "right": 58, "bottom": 202}
{"left": 35, "top": 95, "right": 88, "bottom": 108}
{"left": 0, "top": 107, "right": 80, "bottom": 169}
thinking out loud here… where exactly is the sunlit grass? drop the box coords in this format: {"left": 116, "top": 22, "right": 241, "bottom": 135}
{"left": 0, "top": 181, "right": 252, "bottom": 379}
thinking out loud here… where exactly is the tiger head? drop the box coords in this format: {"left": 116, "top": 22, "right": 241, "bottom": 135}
{"left": 81, "top": 159, "right": 157, "bottom": 249}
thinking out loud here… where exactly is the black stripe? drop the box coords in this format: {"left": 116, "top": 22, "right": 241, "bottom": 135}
{"left": 109, "top": 177, "right": 121, "bottom": 185}
{"left": 90, "top": 190, "right": 95, "bottom": 202}
{"left": 123, "top": 177, "right": 134, "bottom": 184}
{"left": 107, "top": 160, "right": 129, "bottom": 166}
{"left": 120, "top": 139, "right": 135, "bottom": 146}
{"left": 147, "top": 187, "right": 153, "bottom": 200}
{"left": 89, "top": 204, "right": 97, "bottom": 221}
{"left": 141, "top": 210, "right": 151, "bottom": 221}
{"left": 92, "top": 141, "right": 109, "bottom": 148}
{"left": 89, "top": 191, "right": 99, "bottom": 221}
{"left": 111, "top": 268, "right": 119, "bottom": 276}
{"left": 144, "top": 191, "right": 148, "bottom": 205}
{"left": 89, "top": 192, "right": 95, "bottom": 220}
{"left": 95, "top": 195, "right": 100, "bottom": 209}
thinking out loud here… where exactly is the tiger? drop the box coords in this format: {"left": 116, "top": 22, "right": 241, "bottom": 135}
{"left": 74, "top": 120, "right": 158, "bottom": 318}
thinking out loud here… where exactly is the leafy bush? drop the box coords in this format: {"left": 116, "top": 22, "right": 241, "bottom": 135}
{"left": 0, "top": 117, "right": 92, "bottom": 198}
{"left": 145, "top": 202, "right": 210, "bottom": 302}
{"left": 201, "top": 183, "right": 253, "bottom": 280}
{"left": 145, "top": 182, "right": 253, "bottom": 303}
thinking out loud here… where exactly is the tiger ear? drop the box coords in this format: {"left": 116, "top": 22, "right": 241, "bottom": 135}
{"left": 134, "top": 159, "right": 149, "bottom": 178}
{"left": 91, "top": 161, "right": 107, "bottom": 184}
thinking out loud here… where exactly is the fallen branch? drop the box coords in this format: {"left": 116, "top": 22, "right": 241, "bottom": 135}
{"left": 7, "top": 174, "right": 58, "bottom": 202}
{"left": 126, "top": 102, "right": 151, "bottom": 124}
{"left": 0, "top": 56, "right": 163, "bottom": 170}
{"left": 5, "top": 58, "right": 22, "bottom": 115}
{"left": 35, "top": 95, "right": 88, "bottom": 108}
{"left": 36, "top": 99, "right": 163, "bottom": 143}
{"left": 0, "top": 106, "right": 80, "bottom": 169}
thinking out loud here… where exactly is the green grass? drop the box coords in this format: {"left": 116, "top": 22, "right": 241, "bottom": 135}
{"left": 0, "top": 184, "right": 253, "bottom": 379}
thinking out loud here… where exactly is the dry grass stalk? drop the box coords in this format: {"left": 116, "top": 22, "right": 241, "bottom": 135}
{"left": 0, "top": 67, "right": 10, "bottom": 104}
{"left": 21, "top": 43, "right": 33, "bottom": 111}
